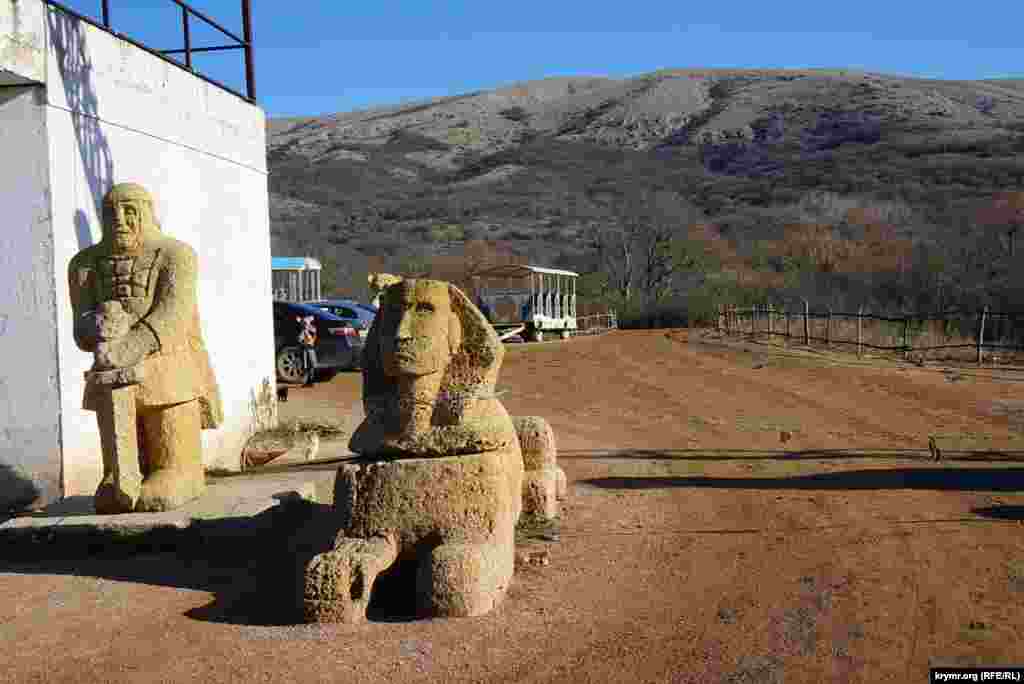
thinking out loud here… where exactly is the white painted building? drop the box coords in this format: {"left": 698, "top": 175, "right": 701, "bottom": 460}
{"left": 1, "top": 0, "right": 276, "bottom": 510}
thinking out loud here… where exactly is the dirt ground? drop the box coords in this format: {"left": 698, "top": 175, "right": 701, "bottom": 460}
{"left": 5, "top": 329, "right": 1024, "bottom": 683}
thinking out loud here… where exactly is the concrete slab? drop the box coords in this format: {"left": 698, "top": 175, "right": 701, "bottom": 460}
{"left": 0, "top": 469, "right": 338, "bottom": 556}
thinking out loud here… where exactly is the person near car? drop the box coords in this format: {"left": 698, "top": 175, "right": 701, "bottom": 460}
{"left": 297, "top": 315, "right": 317, "bottom": 386}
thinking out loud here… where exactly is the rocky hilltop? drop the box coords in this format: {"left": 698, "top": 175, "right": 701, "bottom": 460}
{"left": 266, "top": 69, "right": 1024, "bottom": 298}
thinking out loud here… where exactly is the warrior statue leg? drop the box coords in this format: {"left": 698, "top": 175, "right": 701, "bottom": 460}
{"left": 93, "top": 384, "right": 143, "bottom": 514}
{"left": 136, "top": 399, "right": 206, "bottom": 512}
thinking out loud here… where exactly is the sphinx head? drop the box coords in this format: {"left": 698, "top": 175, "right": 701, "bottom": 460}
{"left": 356, "top": 278, "right": 506, "bottom": 441}
{"left": 377, "top": 279, "right": 459, "bottom": 377}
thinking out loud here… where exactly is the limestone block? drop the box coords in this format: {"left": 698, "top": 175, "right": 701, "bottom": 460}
{"left": 512, "top": 416, "right": 557, "bottom": 471}
{"left": 522, "top": 469, "right": 558, "bottom": 521}
{"left": 512, "top": 415, "right": 564, "bottom": 520}
{"left": 339, "top": 448, "right": 520, "bottom": 549}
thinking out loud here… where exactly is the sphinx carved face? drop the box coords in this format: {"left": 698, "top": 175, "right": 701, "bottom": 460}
{"left": 379, "top": 279, "right": 454, "bottom": 377}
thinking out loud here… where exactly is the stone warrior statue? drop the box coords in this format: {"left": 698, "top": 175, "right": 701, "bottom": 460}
{"left": 68, "top": 183, "right": 223, "bottom": 513}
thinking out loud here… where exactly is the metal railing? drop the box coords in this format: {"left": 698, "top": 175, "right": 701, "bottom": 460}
{"left": 574, "top": 312, "right": 619, "bottom": 336}
{"left": 43, "top": 0, "right": 256, "bottom": 103}
{"left": 718, "top": 303, "right": 1024, "bottom": 366}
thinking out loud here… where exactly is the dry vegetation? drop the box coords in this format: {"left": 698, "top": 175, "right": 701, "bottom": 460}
{"left": 266, "top": 70, "right": 1024, "bottom": 337}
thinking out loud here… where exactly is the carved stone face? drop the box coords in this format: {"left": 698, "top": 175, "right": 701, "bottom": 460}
{"left": 102, "top": 184, "right": 155, "bottom": 253}
{"left": 380, "top": 279, "right": 452, "bottom": 377}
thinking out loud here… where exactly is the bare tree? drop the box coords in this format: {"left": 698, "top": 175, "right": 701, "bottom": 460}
{"left": 585, "top": 185, "right": 706, "bottom": 308}
{"left": 978, "top": 191, "right": 1024, "bottom": 258}
{"left": 586, "top": 187, "right": 639, "bottom": 303}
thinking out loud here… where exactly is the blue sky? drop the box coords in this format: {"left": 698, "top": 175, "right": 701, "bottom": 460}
{"left": 56, "top": 0, "right": 1022, "bottom": 118}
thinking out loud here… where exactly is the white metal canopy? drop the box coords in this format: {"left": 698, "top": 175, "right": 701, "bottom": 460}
{"left": 474, "top": 264, "right": 579, "bottom": 279}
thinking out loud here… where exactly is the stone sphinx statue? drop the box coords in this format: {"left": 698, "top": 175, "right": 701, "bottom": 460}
{"left": 67, "top": 183, "right": 222, "bottom": 514}
{"left": 299, "top": 278, "right": 523, "bottom": 623}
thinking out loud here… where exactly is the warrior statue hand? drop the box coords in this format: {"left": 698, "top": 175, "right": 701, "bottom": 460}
{"left": 93, "top": 334, "right": 152, "bottom": 370}
{"left": 95, "top": 301, "right": 136, "bottom": 341}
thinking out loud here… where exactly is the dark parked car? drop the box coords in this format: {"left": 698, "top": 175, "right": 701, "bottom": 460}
{"left": 273, "top": 301, "right": 363, "bottom": 384}
{"left": 308, "top": 299, "right": 377, "bottom": 340}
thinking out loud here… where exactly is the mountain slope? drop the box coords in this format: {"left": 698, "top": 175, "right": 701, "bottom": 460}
{"left": 266, "top": 69, "right": 1024, "bottom": 306}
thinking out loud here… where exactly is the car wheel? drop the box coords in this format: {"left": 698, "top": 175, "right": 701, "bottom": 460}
{"left": 276, "top": 346, "right": 307, "bottom": 384}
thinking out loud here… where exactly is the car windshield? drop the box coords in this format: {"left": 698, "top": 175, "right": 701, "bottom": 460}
{"left": 275, "top": 301, "right": 346, "bottom": 322}
{"left": 312, "top": 300, "right": 376, "bottom": 320}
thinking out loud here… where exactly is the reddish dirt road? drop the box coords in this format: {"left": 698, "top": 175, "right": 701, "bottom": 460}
{"left": 4, "top": 329, "right": 1024, "bottom": 683}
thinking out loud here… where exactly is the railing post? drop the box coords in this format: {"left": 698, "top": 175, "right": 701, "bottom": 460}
{"left": 768, "top": 303, "right": 774, "bottom": 338}
{"left": 181, "top": 6, "right": 192, "bottom": 70}
{"left": 826, "top": 308, "right": 832, "bottom": 346}
{"left": 978, "top": 305, "right": 988, "bottom": 366}
{"left": 786, "top": 308, "right": 791, "bottom": 340}
{"left": 903, "top": 316, "right": 911, "bottom": 360}
{"left": 101, "top": 0, "right": 111, "bottom": 28}
{"left": 717, "top": 305, "right": 724, "bottom": 334}
{"left": 857, "top": 305, "right": 863, "bottom": 358}
{"left": 803, "top": 300, "right": 810, "bottom": 346}
{"left": 241, "top": 0, "right": 256, "bottom": 101}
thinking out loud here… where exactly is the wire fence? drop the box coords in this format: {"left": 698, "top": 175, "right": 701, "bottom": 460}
{"left": 574, "top": 312, "right": 619, "bottom": 336}
{"left": 717, "top": 303, "right": 1024, "bottom": 365}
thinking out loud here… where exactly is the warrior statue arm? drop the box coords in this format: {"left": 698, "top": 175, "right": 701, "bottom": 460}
{"left": 68, "top": 252, "right": 101, "bottom": 352}
{"left": 105, "top": 242, "right": 197, "bottom": 367}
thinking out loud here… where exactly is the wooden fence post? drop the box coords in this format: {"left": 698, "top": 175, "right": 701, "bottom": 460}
{"left": 786, "top": 309, "right": 791, "bottom": 339}
{"left": 768, "top": 303, "right": 774, "bottom": 338}
{"left": 903, "top": 316, "right": 911, "bottom": 360}
{"left": 977, "top": 306, "right": 988, "bottom": 366}
{"left": 803, "top": 300, "right": 810, "bottom": 346}
{"left": 826, "top": 308, "right": 832, "bottom": 346}
{"left": 856, "top": 305, "right": 863, "bottom": 358}
{"left": 717, "top": 305, "right": 723, "bottom": 334}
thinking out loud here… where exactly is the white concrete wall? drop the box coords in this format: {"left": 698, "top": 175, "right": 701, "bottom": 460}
{"left": 0, "top": 0, "right": 47, "bottom": 85}
{"left": 0, "top": 85, "right": 62, "bottom": 510}
{"left": 0, "top": 1, "right": 275, "bottom": 504}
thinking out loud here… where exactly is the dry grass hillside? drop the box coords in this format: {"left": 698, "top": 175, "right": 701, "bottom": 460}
{"left": 266, "top": 69, "right": 1024, "bottom": 317}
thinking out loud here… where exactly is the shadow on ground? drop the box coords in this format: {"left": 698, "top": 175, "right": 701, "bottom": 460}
{"left": 0, "top": 464, "right": 43, "bottom": 521}
{"left": 971, "top": 505, "right": 1024, "bottom": 520}
{"left": 0, "top": 547, "right": 300, "bottom": 626}
{"left": 561, "top": 448, "right": 1024, "bottom": 462}
{"left": 0, "top": 504, "right": 324, "bottom": 627}
{"left": 581, "top": 467, "right": 1024, "bottom": 492}
{"left": 0, "top": 502, "right": 425, "bottom": 627}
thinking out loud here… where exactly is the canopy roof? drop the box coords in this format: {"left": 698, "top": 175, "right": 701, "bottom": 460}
{"left": 474, "top": 264, "right": 579, "bottom": 279}
{"left": 271, "top": 256, "right": 322, "bottom": 271}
